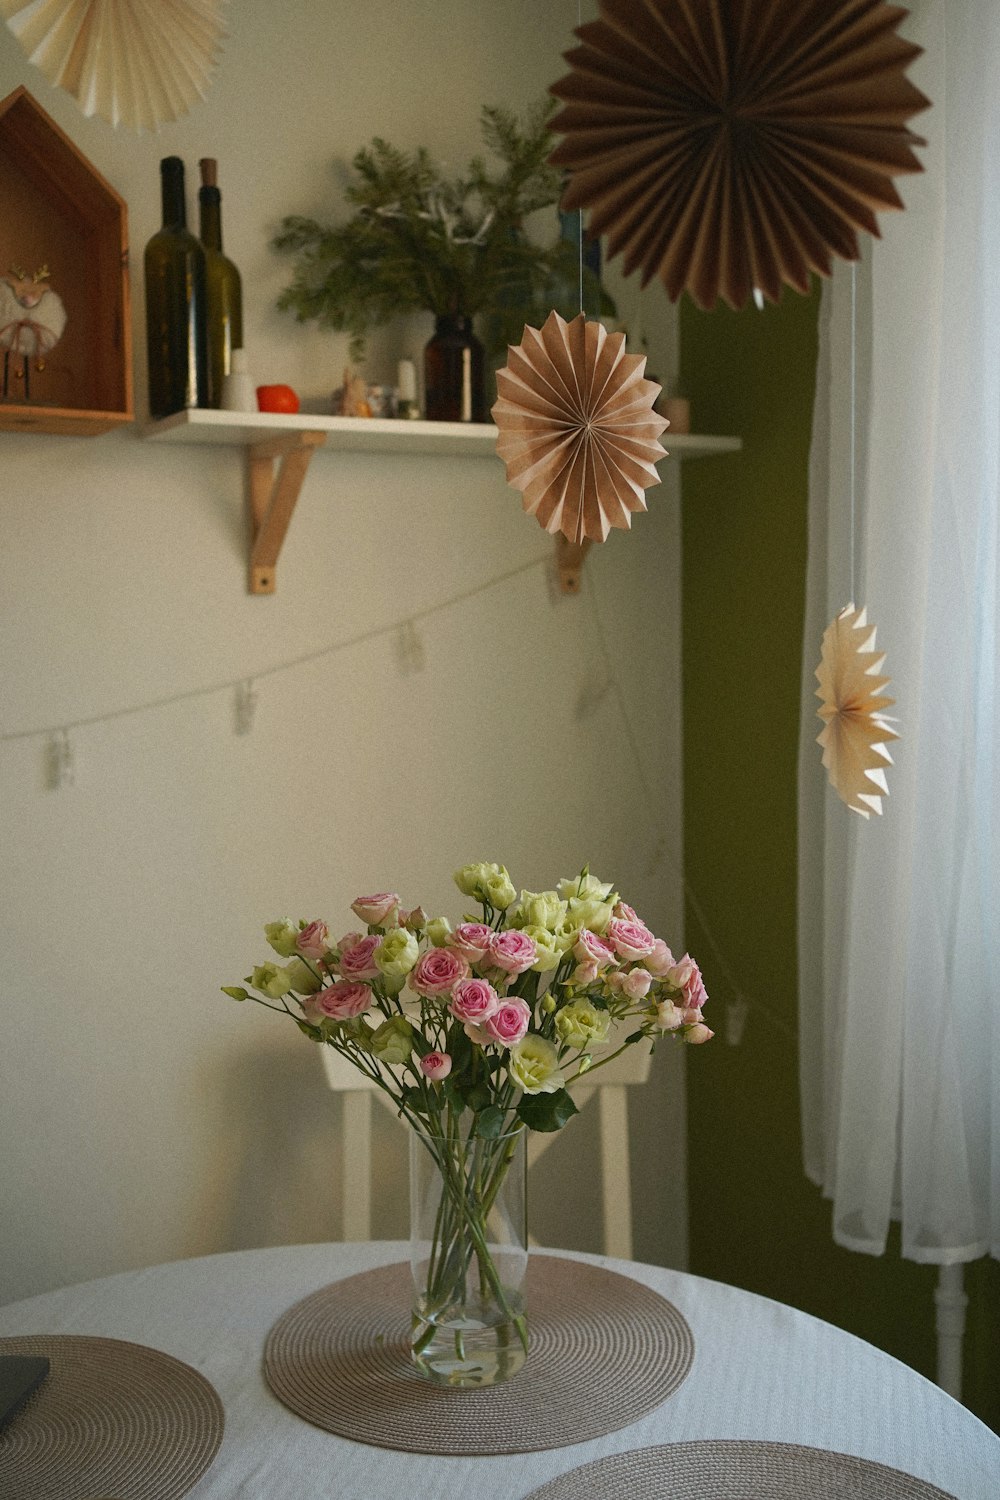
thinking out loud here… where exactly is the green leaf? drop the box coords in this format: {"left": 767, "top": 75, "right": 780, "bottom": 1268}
{"left": 221, "top": 986, "right": 250, "bottom": 1000}
{"left": 464, "top": 1081, "right": 492, "bottom": 1113}
{"left": 475, "top": 1105, "right": 506, "bottom": 1139}
{"left": 447, "top": 1023, "right": 474, "bottom": 1077}
{"left": 516, "top": 1088, "right": 579, "bottom": 1133}
{"left": 624, "top": 1029, "right": 646, "bottom": 1046}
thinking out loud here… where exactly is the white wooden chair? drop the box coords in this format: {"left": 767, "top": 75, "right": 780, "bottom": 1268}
{"left": 319, "top": 1032, "right": 651, "bottom": 1258}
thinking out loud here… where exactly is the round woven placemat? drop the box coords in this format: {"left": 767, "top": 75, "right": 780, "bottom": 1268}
{"left": 522, "top": 1440, "right": 958, "bottom": 1499}
{"left": 263, "top": 1257, "right": 693, "bottom": 1455}
{"left": 0, "top": 1333, "right": 225, "bottom": 1500}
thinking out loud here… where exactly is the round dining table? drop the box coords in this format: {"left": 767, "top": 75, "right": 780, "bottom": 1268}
{"left": 1, "top": 1240, "right": 997, "bottom": 1498}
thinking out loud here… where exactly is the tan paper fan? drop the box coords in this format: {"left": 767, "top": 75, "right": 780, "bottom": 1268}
{"left": 492, "top": 310, "right": 668, "bottom": 546}
{"left": 0, "top": 0, "right": 227, "bottom": 131}
{"left": 549, "top": 0, "right": 930, "bottom": 310}
{"left": 816, "top": 603, "right": 899, "bottom": 818}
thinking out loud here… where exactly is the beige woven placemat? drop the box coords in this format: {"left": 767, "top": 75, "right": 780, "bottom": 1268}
{"left": 0, "top": 1333, "right": 225, "bottom": 1500}
{"left": 263, "top": 1256, "right": 693, "bottom": 1455}
{"left": 522, "top": 1440, "right": 958, "bottom": 1499}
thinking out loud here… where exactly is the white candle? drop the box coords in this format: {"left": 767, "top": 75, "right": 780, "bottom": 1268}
{"left": 397, "top": 360, "right": 417, "bottom": 402}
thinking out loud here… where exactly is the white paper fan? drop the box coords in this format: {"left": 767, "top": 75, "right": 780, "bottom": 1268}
{"left": 815, "top": 603, "right": 899, "bottom": 818}
{"left": 1, "top": 0, "right": 228, "bottom": 131}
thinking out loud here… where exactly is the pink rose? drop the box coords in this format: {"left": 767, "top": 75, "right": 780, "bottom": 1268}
{"left": 296, "top": 920, "right": 329, "bottom": 960}
{"left": 420, "top": 1051, "right": 453, "bottom": 1081}
{"left": 573, "top": 929, "right": 616, "bottom": 971}
{"left": 489, "top": 929, "right": 537, "bottom": 975}
{"left": 607, "top": 916, "right": 656, "bottom": 960}
{"left": 410, "top": 947, "right": 469, "bottom": 996}
{"left": 620, "top": 966, "right": 653, "bottom": 1000}
{"left": 337, "top": 930, "right": 365, "bottom": 952}
{"left": 654, "top": 1000, "right": 684, "bottom": 1031}
{"left": 399, "top": 905, "right": 427, "bottom": 932}
{"left": 350, "top": 892, "right": 400, "bottom": 926}
{"left": 683, "top": 1022, "right": 714, "bottom": 1045}
{"left": 449, "top": 977, "right": 500, "bottom": 1024}
{"left": 643, "top": 938, "right": 677, "bottom": 977}
{"left": 572, "top": 959, "right": 600, "bottom": 986}
{"left": 666, "top": 954, "right": 708, "bottom": 1011}
{"left": 613, "top": 901, "right": 643, "bottom": 925}
{"left": 337, "top": 933, "right": 381, "bottom": 980}
{"left": 451, "top": 922, "right": 495, "bottom": 962}
{"left": 304, "top": 980, "right": 371, "bottom": 1021}
{"left": 482, "top": 996, "right": 532, "bottom": 1048}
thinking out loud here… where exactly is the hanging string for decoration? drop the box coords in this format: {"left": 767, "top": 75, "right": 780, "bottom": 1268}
{"left": 815, "top": 604, "right": 898, "bottom": 818}
{"left": 0, "top": 0, "right": 228, "bottom": 131}
{"left": 814, "top": 261, "right": 899, "bottom": 817}
{"left": 548, "top": 0, "right": 930, "bottom": 310}
{"left": 492, "top": 310, "right": 668, "bottom": 545}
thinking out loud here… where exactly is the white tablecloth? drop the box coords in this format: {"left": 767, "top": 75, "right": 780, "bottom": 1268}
{"left": 1, "top": 1242, "right": 997, "bottom": 1498}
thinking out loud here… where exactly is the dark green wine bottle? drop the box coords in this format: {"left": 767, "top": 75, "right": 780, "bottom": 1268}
{"left": 144, "top": 156, "right": 210, "bottom": 417}
{"left": 198, "top": 158, "right": 244, "bottom": 409}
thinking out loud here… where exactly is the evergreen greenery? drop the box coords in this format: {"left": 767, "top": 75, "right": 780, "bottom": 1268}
{"left": 273, "top": 99, "right": 614, "bottom": 361}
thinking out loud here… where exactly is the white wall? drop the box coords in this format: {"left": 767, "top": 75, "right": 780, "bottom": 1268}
{"left": 0, "top": 0, "right": 685, "bottom": 1304}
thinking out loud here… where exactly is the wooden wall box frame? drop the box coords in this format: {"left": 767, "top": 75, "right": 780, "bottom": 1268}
{"left": 0, "top": 86, "right": 132, "bottom": 436}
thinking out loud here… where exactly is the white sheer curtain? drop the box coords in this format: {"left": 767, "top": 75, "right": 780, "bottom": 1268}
{"left": 798, "top": 0, "right": 1000, "bottom": 1268}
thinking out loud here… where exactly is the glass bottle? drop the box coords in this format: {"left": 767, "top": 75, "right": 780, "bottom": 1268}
{"left": 198, "top": 158, "right": 244, "bottom": 409}
{"left": 144, "top": 156, "right": 209, "bottom": 417}
{"left": 423, "top": 313, "right": 486, "bottom": 422}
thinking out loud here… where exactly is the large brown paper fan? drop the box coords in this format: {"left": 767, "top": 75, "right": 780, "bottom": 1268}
{"left": 816, "top": 603, "right": 899, "bottom": 818}
{"left": 0, "top": 0, "right": 228, "bottom": 131}
{"left": 549, "top": 0, "right": 930, "bottom": 310}
{"left": 492, "top": 310, "right": 668, "bottom": 546}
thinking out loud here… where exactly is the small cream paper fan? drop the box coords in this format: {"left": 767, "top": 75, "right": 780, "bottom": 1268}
{"left": 815, "top": 603, "right": 899, "bottom": 818}
{"left": 1, "top": 0, "right": 228, "bottom": 131}
{"left": 492, "top": 309, "right": 668, "bottom": 546}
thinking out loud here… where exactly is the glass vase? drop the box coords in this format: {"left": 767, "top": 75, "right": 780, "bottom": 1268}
{"left": 409, "top": 1121, "right": 528, "bottom": 1387}
{"left": 423, "top": 313, "right": 487, "bottom": 422}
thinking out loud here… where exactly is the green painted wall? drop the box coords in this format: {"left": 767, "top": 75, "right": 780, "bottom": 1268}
{"left": 679, "top": 287, "right": 1000, "bottom": 1433}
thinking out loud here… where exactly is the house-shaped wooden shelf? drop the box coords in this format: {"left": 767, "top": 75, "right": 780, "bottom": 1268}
{"left": 0, "top": 85, "right": 132, "bottom": 435}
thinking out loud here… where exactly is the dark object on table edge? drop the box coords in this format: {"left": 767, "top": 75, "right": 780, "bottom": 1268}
{"left": 0, "top": 1354, "right": 50, "bottom": 1429}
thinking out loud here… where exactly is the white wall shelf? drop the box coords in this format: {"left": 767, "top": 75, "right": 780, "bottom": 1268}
{"left": 141, "top": 410, "right": 742, "bottom": 594}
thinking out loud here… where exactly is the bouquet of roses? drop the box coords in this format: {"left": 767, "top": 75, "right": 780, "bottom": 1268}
{"left": 223, "top": 861, "right": 710, "bottom": 1385}
{"left": 223, "top": 861, "right": 711, "bottom": 1134}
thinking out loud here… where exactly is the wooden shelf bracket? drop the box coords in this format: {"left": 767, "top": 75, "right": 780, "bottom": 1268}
{"left": 555, "top": 535, "right": 594, "bottom": 594}
{"left": 247, "top": 430, "right": 325, "bottom": 594}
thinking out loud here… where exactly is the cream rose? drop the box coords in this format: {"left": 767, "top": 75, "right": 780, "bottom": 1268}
{"left": 509, "top": 1035, "right": 565, "bottom": 1094}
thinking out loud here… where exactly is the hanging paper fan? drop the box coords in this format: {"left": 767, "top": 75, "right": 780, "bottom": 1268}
{"left": 0, "top": 0, "right": 228, "bottom": 131}
{"left": 549, "top": 0, "right": 930, "bottom": 310}
{"left": 815, "top": 603, "right": 899, "bottom": 818}
{"left": 492, "top": 310, "right": 668, "bottom": 546}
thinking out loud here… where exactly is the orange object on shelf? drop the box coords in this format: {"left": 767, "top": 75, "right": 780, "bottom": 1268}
{"left": 256, "top": 384, "right": 299, "bottom": 414}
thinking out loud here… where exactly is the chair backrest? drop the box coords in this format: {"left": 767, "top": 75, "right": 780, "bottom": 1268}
{"left": 319, "top": 1020, "right": 647, "bottom": 1257}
